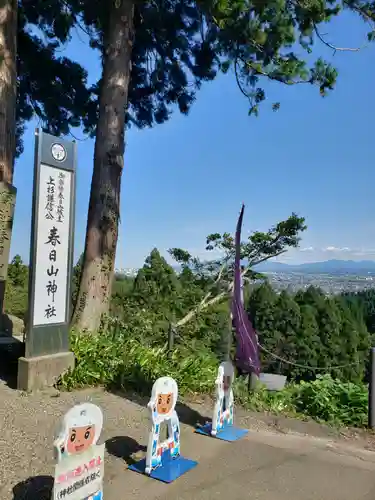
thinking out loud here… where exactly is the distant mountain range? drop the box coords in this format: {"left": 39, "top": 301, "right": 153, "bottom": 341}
{"left": 254, "top": 259, "right": 375, "bottom": 275}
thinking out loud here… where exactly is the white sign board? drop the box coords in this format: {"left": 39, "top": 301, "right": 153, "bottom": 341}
{"left": 32, "top": 163, "right": 72, "bottom": 326}
{"left": 53, "top": 444, "right": 104, "bottom": 500}
{"left": 211, "top": 361, "right": 235, "bottom": 436}
{"left": 145, "top": 377, "right": 181, "bottom": 474}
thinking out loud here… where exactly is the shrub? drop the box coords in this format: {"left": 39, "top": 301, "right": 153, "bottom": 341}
{"left": 238, "top": 375, "right": 368, "bottom": 428}
{"left": 4, "top": 282, "right": 28, "bottom": 319}
{"left": 61, "top": 328, "right": 369, "bottom": 428}
{"left": 236, "top": 379, "right": 297, "bottom": 415}
{"left": 4, "top": 255, "right": 29, "bottom": 319}
{"left": 60, "top": 329, "right": 218, "bottom": 395}
{"left": 292, "top": 375, "right": 368, "bottom": 427}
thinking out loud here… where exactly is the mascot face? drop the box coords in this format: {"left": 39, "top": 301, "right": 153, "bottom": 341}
{"left": 150, "top": 377, "right": 178, "bottom": 422}
{"left": 223, "top": 375, "right": 231, "bottom": 392}
{"left": 157, "top": 393, "right": 174, "bottom": 414}
{"left": 55, "top": 403, "right": 103, "bottom": 457}
{"left": 67, "top": 423, "right": 96, "bottom": 454}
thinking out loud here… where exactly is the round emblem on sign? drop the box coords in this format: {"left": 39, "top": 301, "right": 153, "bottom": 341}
{"left": 51, "top": 143, "right": 67, "bottom": 162}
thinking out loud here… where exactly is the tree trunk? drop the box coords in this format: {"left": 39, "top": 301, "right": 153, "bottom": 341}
{"left": 0, "top": 0, "right": 17, "bottom": 184}
{"left": 72, "top": 0, "right": 135, "bottom": 332}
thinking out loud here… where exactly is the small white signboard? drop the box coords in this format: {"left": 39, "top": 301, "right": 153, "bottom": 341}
{"left": 53, "top": 444, "right": 104, "bottom": 500}
{"left": 53, "top": 403, "right": 104, "bottom": 500}
{"left": 145, "top": 376, "right": 181, "bottom": 474}
{"left": 32, "top": 163, "right": 72, "bottom": 326}
{"left": 211, "top": 361, "right": 235, "bottom": 436}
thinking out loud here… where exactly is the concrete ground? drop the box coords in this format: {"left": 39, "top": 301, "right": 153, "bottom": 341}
{"left": 1, "top": 378, "right": 375, "bottom": 500}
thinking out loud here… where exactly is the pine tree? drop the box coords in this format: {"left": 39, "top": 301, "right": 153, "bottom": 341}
{"left": 273, "top": 291, "right": 301, "bottom": 376}
{"left": 293, "top": 304, "right": 321, "bottom": 380}
{"left": 295, "top": 286, "right": 325, "bottom": 308}
{"left": 335, "top": 297, "right": 370, "bottom": 382}
{"left": 178, "top": 266, "right": 207, "bottom": 310}
{"left": 71, "top": 0, "right": 371, "bottom": 332}
{"left": 133, "top": 248, "right": 181, "bottom": 316}
{"left": 353, "top": 290, "right": 375, "bottom": 334}
{"left": 248, "top": 283, "right": 279, "bottom": 372}
{"left": 314, "top": 297, "right": 342, "bottom": 374}
{"left": 2, "top": 1, "right": 92, "bottom": 178}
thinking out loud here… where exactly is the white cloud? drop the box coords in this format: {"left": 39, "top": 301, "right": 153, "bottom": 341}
{"left": 300, "top": 246, "right": 314, "bottom": 252}
{"left": 322, "top": 246, "right": 352, "bottom": 252}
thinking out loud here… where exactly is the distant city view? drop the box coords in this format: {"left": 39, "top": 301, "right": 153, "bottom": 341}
{"left": 259, "top": 271, "right": 375, "bottom": 295}
{"left": 115, "top": 259, "right": 375, "bottom": 295}
{"left": 115, "top": 267, "right": 137, "bottom": 277}
{"left": 253, "top": 259, "right": 375, "bottom": 295}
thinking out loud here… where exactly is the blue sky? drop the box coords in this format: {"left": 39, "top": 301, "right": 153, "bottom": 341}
{"left": 10, "top": 11, "right": 375, "bottom": 269}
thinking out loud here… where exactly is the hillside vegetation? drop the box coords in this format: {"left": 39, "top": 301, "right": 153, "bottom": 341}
{"left": 5, "top": 250, "right": 374, "bottom": 428}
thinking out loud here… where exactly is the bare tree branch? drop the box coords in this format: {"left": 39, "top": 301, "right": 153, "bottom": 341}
{"left": 173, "top": 260, "right": 227, "bottom": 327}
{"left": 249, "top": 249, "right": 287, "bottom": 268}
{"left": 174, "top": 251, "right": 284, "bottom": 328}
{"left": 313, "top": 23, "right": 366, "bottom": 52}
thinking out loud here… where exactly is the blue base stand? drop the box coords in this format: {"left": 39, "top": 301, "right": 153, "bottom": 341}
{"left": 195, "top": 422, "right": 248, "bottom": 442}
{"left": 128, "top": 450, "right": 198, "bottom": 484}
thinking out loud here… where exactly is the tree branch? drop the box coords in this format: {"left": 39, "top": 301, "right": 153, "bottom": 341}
{"left": 249, "top": 249, "right": 287, "bottom": 268}
{"left": 174, "top": 248, "right": 288, "bottom": 328}
{"left": 174, "top": 260, "right": 227, "bottom": 327}
{"left": 313, "top": 23, "right": 366, "bottom": 53}
{"left": 175, "top": 289, "right": 227, "bottom": 327}
{"left": 243, "top": 58, "right": 310, "bottom": 85}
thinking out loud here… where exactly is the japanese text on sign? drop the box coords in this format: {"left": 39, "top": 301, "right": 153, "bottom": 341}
{"left": 53, "top": 445, "right": 104, "bottom": 500}
{"left": 32, "top": 164, "right": 72, "bottom": 326}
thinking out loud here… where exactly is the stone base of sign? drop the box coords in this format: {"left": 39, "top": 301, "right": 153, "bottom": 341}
{"left": 17, "top": 351, "right": 75, "bottom": 391}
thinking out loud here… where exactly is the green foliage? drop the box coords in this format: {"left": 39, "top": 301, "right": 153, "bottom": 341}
{"left": 342, "top": 289, "right": 375, "bottom": 335}
{"left": 247, "top": 282, "right": 279, "bottom": 371}
{"left": 7, "top": 255, "right": 28, "bottom": 288}
{"left": 168, "top": 213, "right": 307, "bottom": 318}
{"left": 63, "top": 237, "right": 372, "bottom": 429}
{"left": 62, "top": 326, "right": 369, "bottom": 428}
{"left": 215, "top": 312, "right": 233, "bottom": 362}
{"left": 273, "top": 290, "right": 301, "bottom": 373}
{"left": 294, "top": 304, "right": 321, "bottom": 379}
{"left": 204, "top": 213, "right": 306, "bottom": 264}
{"left": 293, "top": 375, "right": 368, "bottom": 427}
{"left": 132, "top": 248, "right": 182, "bottom": 317}
{"left": 60, "top": 328, "right": 218, "bottom": 395}
{"left": 201, "top": 0, "right": 343, "bottom": 115}
{"left": 6, "top": 213, "right": 374, "bottom": 430}
{"left": 4, "top": 282, "right": 28, "bottom": 319}
{"left": 16, "top": 1, "right": 93, "bottom": 155}
{"left": 112, "top": 276, "right": 134, "bottom": 297}
{"left": 65, "top": 0, "right": 374, "bottom": 330}
{"left": 56, "top": 0, "right": 374, "bottom": 138}
{"left": 239, "top": 375, "right": 368, "bottom": 427}
{"left": 5, "top": 255, "right": 28, "bottom": 318}
{"left": 237, "top": 378, "right": 296, "bottom": 415}
{"left": 248, "top": 283, "right": 371, "bottom": 382}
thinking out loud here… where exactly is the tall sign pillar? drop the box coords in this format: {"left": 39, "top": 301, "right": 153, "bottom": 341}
{"left": 18, "top": 129, "right": 76, "bottom": 391}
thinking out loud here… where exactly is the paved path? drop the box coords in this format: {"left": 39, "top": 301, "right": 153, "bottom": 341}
{"left": 1, "top": 382, "right": 375, "bottom": 500}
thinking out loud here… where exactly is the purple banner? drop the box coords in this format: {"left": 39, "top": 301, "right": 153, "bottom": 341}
{"left": 231, "top": 204, "right": 261, "bottom": 375}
